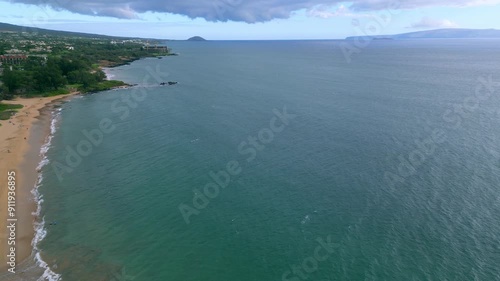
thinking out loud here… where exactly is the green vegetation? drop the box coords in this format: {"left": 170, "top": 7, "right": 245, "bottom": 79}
{"left": 0, "top": 56, "right": 106, "bottom": 99}
{"left": 0, "top": 103, "right": 23, "bottom": 120}
{"left": 80, "top": 80, "right": 128, "bottom": 93}
{"left": 42, "top": 88, "right": 71, "bottom": 97}
{"left": 0, "top": 28, "right": 170, "bottom": 101}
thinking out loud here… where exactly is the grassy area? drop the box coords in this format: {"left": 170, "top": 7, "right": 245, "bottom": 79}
{"left": 42, "top": 88, "right": 71, "bottom": 97}
{"left": 67, "top": 83, "right": 83, "bottom": 90}
{"left": 0, "top": 103, "right": 23, "bottom": 120}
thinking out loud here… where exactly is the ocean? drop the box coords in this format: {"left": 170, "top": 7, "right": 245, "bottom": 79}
{"left": 35, "top": 39, "right": 500, "bottom": 280}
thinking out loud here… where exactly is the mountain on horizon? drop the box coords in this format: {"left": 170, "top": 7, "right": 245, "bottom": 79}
{"left": 187, "top": 36, "right": 206, "bottom": 41}
{"left": 0, "top": 22, "right": 160, "bottom": 40}
{"left": 345, "top": 28, "right": 500, "bottom": 40}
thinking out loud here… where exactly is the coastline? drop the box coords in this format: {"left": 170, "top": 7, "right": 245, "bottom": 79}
{"left": 0, "top": 93, "right": 78, "bottom": 280}
{"left": 0, "top": 54, "right": 168, "bottom": 280}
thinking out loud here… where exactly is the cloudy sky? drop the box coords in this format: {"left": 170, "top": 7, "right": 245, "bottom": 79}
{"left": 1, "top": 0, "right": 499, "bottom": 39}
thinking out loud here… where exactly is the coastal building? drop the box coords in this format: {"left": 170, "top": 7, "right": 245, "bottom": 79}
{"left": 5, "top": 48, "right": 23, "bottom": 54}
{"left": 0, "top": 54, "right": 28, "bottom": 64}
{"left": 142, "top": 45, "right": 169, "bottom": 53}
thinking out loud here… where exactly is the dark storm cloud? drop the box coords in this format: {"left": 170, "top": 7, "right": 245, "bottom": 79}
{"left": 7, "top": 0, "right": 500, "bottom": 22}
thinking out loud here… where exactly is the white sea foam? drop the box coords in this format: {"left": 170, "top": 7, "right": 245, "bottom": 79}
{"left": 31, "top": 110, "right": 63, "bottom": 281}
{"left": 102, "top": 68, "right": 115, "bottom": 80}
{"left": 301, "top": 214, "right": 311, "bottom": 224}
{"left": 36, "top": 251, "right": 62, "bottom": 281}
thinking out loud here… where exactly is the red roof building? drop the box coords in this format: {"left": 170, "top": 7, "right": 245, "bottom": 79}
{"left": 0, "top": 54, "right": 28, "bottom": 64}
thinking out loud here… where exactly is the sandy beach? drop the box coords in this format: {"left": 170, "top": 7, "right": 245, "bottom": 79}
{"left": 0, "top": 93, "right": 78, "bottom": 279}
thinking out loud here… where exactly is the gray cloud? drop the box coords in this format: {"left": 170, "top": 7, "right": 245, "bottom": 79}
{"left": 7, "top": 0, "right": 500, "bottom": 22}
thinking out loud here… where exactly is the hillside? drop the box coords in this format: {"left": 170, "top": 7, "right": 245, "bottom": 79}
{"left": 0, "top": 22, "right": 161, "bottom": 40}
{"left": 346, "top": 28, "right": 500, "bottom": 40}
{"left": 0, "top": 22, "right": 118, "bottom": 38}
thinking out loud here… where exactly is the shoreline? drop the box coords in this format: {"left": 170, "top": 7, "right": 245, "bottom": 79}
{"left": 0, "top": 93, "right": 79, "bottom": 280}
{"left": 0, "top": 54, "right": 168, "bottom": 280}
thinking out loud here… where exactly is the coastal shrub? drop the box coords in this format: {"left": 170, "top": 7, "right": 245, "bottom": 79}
{"left": 0, "top": 86, "right": 15, "bottom": 100}
{"left": 79, "top": 80, "right": 126, "bottom": 93}
{"left": 0, "top": 103, "right": 23, "bottom": 120}
{"left": 42, "top": 88, "right": 70, "bottom": 97}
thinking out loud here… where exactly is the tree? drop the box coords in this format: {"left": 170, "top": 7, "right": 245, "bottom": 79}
{"left": 94, "top": 69, "right": 106, "bottom": 82}
{"left": 67, "top": 69, "right": 98, "bottom": 87}
{"left": 33, "top": 60, "right": 67, "bottom": 92}
{"left": 23, "top": 57, "right": 45, "bottom": 71}
{"left": 2, "top": 68, "right": 23, "bottom": 94}
{"left": 0, "top": 42, "right": 10, "bottom": 55}
{"left": 0, "top": 85, "right": 14, "bottom": 100}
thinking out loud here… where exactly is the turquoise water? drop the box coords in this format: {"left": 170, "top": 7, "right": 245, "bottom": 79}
{"left": 37, "top": 40, "right": 500, "bottom": 280}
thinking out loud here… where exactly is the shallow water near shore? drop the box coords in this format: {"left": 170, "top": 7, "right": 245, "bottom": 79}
{"left": 35, "top": 40, "right": 500, "bottom": 280}
{"left": 0, "top": 99, "right": 66, "bottom": 281}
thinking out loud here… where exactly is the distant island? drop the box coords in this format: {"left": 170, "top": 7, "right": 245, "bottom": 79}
{"left": 187, "top": 36, "right": 206, "bottom": 41}
{"left": 346, "top": 28, "right": 500, "bottom": 40}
